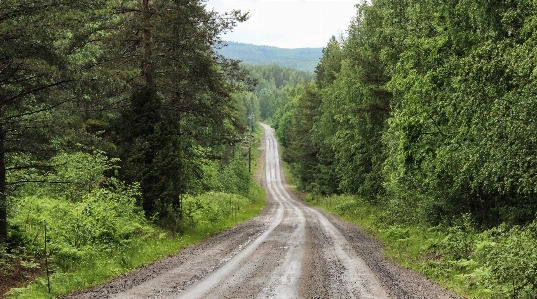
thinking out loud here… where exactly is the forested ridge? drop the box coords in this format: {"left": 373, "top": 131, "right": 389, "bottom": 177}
{"left": 272, "top": 0, "right": 537, "bottom": 297}
{"left": 217, "top": 42, "right": 322, "bottom": 72}
{"left": 0, "top": 1, "right": 268, "bottom": 297}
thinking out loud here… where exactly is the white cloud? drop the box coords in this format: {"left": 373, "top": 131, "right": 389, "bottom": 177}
{"left": 206, "top": 0, "right": 359, "bottom": 48}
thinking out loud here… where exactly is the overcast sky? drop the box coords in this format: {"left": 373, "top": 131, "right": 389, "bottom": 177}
{"left": 205, "top": 0, "right": 360, "bottom": 49}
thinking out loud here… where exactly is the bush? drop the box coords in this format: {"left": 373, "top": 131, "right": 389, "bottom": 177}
{"left": 182, "top": 192, "right": 251, "bottom": 227}
{"left": 475, "top": 223, "right": 537, "bottom": 298}
{"left": 218, "top": 159, "right": 252, "bottom": 197}
{"left": 45, "top": 151, "right": 119, "bottom": 201}
{"left": 9, "top": 180, "right": 150, "bottom": 271}
{"left": 440, "top": 214, "right": 476, "bottom": 260}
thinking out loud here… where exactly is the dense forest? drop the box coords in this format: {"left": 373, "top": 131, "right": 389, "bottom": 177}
{"left": 272, "top": 0, "right": 537, "bottom": 297}
{"left": 217, "top": 42, "right": 322, "bottom": 72}
{"left": 275, "top": 0, "right": 537, "bottom": 229}
{"left": 0, "top": 1, "right": 268, "bottom": 296}
{"left": 237, "top": 64, "right": 315, "bottom": 121}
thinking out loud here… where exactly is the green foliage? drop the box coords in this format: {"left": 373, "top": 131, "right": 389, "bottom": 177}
{"left": 241, "top": 64, "right": 315, "bottom": 121}
{"left": 474, "top": 223, "right": 537, "bottom": 298}
{"left": 275, "top": 0, "right": 537, "bottom": 227}
{"left": 9, "top": 150, "right": 145, "bottom": 261}
{"left": 279, "top": 83, "right": 323, "bottom": 192}
{"left": 182, "top": 192, "right": 251, "bottom": 227}
{"left": 116, "top": 87, "right": 173, "bottom": 216}
{"left": 12, "top": 185, "right": 145, "bottom": 261}
{"left": 4, "top": 178, "right": 151, "bottom": 298}
{"left": 218, "top": 159, "right": 252, "bottom": 196}
{"left": 5, "top": 192, "right": 264, "bottom": 299}
{"left": 380, "top": 0, "right": 537, "bottom": 226}
{"left": 440, "top": 214, "right": 477, "bottom": 261}
{"left": 0, "top": 0, "right": 115, "bottom": 242}
{"left": 3, "top": 132, "right": 265, "bottom": 297}
{"left": 44, "top": 151, "right": 119, "bottom": 201}
{"left": 315, "top": 36, "right": 342, "bottom": 89}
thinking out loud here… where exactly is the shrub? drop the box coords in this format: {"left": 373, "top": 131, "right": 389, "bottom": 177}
{"left": 9, "top": 180, "right": 149, "bottom": 271}
{"left": 45, "top": 151, "right": 120, "bottom": 201}
{"left": 182, "top": 192, "right": 251, "bottom": 227}
{"left": 440, "top": 214, "right": 476, "bottom": 260}
{"left": 475, "top": 223, "right": 537, "bottom": 298}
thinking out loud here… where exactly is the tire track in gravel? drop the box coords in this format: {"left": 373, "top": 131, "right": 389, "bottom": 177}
{"left": 64, "top": 123, "right": 460, "bottom": 299}
{"left": 173, "top": 124, "right": 307, "bottom": 299}
{"left": 259, "top": 124, "right": 389, "bottom": 299}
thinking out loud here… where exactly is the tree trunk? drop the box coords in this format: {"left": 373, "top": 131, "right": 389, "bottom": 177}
{"left": 176, "top": 108, "right": 183, "bottom": 219}
{"left": 0, "top": 120, "right": 6, "bottom": 243}
{"left": 142, "top": 0, "right": 153, "bottom": 86}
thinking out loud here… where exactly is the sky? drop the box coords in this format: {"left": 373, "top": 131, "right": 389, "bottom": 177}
{"left": 205, "top": 0, "right": 360, "bottom": 49}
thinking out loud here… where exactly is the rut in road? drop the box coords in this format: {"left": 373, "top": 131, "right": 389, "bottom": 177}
{"left": 65, "top": 124, "right": 459, "bottom": 299}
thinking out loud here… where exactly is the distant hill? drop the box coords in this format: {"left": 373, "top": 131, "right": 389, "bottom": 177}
{"left": 217, "top": 42, "right": 322, "bottom": 72}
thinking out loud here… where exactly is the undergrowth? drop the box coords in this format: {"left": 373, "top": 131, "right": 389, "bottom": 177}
{"left": 2, "top": 125, "right": 266, "bottom": 298}
{"left": 5, "top": 192, "right": 264, "bottom": 299}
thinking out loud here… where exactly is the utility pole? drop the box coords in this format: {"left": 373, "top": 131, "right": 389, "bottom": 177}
{"left": 248, "top": 113, "right": 254, "bottom": 172}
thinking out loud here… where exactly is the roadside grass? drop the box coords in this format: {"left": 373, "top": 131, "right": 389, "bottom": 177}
{"left": 305, "top": 194, "right": 537, "bottom": 299}
{"left": 7, "top": 196, "right": 265, "bottom": 299}
{"left": 4, "top": 125, "right": 267, "bottom": 299}
{"left": 305, "top": 195, "right": 480, "bottom": 298}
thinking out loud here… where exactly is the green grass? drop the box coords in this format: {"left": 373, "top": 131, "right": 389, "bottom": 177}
{"left": 7, "top": 198, "right": 264, "bottom": 299}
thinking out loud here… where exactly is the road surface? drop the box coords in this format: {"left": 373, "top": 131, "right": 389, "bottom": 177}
{"left": 66, "top": 124, "right": 459, "bottom": 299}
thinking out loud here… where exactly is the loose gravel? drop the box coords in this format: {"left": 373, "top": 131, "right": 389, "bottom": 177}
{"left": 64, "top": 124, "right": 460, "bottom": 299}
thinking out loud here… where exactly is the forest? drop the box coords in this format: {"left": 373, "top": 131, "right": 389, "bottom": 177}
{"left": 273, "top": 0, "right": 537, "bottom": 297}
{"left": 217, "top": 42, "right": 322, "bottom": 72}
{"left": 4, "top": 0, "right": 537, "bottom": 297}
{"left": 0, "top": 0, "right": 271, "bottom": 297}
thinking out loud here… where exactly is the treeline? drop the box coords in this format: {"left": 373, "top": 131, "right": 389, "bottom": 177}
{"left": 0, "top": 1, "right": 256, "bottom": 245}
{"left": 275, "top": 0, "right": 537, "bottom": 229}
{"left": 235, "top": 64, "right": 315, "bottom": 122}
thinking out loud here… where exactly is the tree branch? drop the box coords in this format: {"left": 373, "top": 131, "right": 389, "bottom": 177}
{"left": 1, "top": 80, "right": 73, "bottom": 105}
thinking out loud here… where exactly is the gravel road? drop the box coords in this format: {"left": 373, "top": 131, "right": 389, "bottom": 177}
{"left": 65, "top": 124, "right": 460, "bottom": 299}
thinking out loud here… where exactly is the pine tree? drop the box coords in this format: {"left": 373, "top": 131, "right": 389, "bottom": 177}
{"left": 0, "top": 0, "right": 112, "bottom": 242}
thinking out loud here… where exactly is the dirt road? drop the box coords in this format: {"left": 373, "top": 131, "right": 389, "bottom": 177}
{"left": 66, "top": 124, "right": 459, "bottom": 299}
